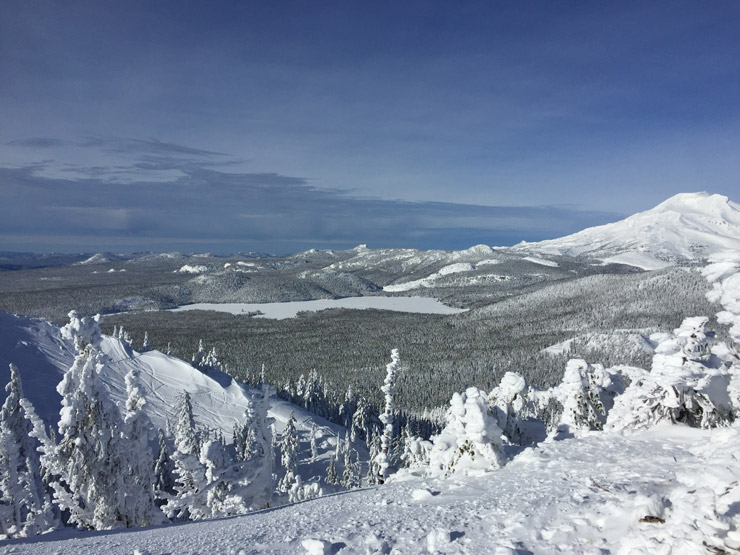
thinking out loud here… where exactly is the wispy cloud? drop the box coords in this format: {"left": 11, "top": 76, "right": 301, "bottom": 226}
{"left": 0, "top": 164, "right": 620, "bottom": 254}
{"left": 6, "top": 137, "right": 67, "bottom": 148}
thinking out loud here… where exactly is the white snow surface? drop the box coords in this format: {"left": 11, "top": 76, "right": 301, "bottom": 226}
{"left": 383, "top": 263, "right": 476, "bottom": 292}
{"left": 175, "top": 264, "right": 209, "bottom": 274}
{"left": 6, "top": 425, "right": 740, "bottom": 553}
{"left": 522, "top": 256, "right": 559, "bottom": 267}
{"left": 511, "top": 192, "right": 740, "bottom": 269}
{"left": 170, "top": 297, "right": 466, "bottom": 318}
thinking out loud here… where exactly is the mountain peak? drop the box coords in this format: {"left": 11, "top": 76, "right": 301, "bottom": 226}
{"left": 510, "top": 192, "right": 740, "bottom": 270}
{"left": 651, "top": 192, "right": 733, "bottom": 216}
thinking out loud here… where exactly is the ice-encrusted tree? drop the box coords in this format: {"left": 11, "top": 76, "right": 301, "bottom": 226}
{"left": 192, "top": 339, "right": 206, "bottom": 370}
{"left": 49, "top": 311, "right": 147, "bottom": 529}
{"left": 167, "top": 387, "right": 275, "bottom": 520}
{"left": 531, "top": 359, "right": 611, "bottom": 436}
{"left": 375, "top": 349, "right": 400, "bottom": 484}
{"left": 427, "top": 387, "right": 503, "bottom": 477}
{"left": 365, "top": 431, "right": 381, "bottom": 485}
{"left": 154, "top": 429, "right": 176, "bottom": 502}
{"left": 165, "top": 391, "right": 206, "bottom": 520}
{"left": 487, "top": 372, "right": 545, "bottom": 445}
{"left": 341, "top": 448, "right": 359, "bottom": 489}
{"left": 309, "top": 422, "right": 319, "bottom": 462}
{"left": 704, "top": 252, "right": 740, "bottom": 416}
{"left": 607, "top": 317, "right": 732, "bottom": 430}
{"left": 141, "top": 331, "right": 150, "bottom": 352}
{"left": 121, "top": 368, "right": 166, "bottom": 526}
{"left": 325, "top": 453, "right": 338, "bottom": 486}
{"left": 351, "top": 396, "right": 371, "bottom": 443}
{"left": 400, "top": 427, "right": 431, "bottom": 470}
{"left": 278, "top": 413, "right": 299, "bottom": 494}
{"left": 0, "top": 364, "right": 57, "bottom": 538}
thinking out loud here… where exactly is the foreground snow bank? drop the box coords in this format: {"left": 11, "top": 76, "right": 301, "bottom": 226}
{"left": 7, "top": 425, "right": 739, "bottom": 554}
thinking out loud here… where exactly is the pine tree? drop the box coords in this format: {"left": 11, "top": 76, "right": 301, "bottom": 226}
{"left": 326, "top": 453, "right": 338, "bottom": 486}
{"left": 50, "top": 312, "right": 135, "bottom": 529}
{"left": 175, "top": 392, "right": 198, "bottom": 455}
{"left": 365, "top": 432, "right": 381, "bottom": 486}
{"left": 121, "top": 368, "right": 166, "bottom": 526}
{"left": 0, "top": 364, "right": 57, "bottom": 538}
{"left": 309, "top": 423, "right": 319, "bottom": 462}
{"left": 165, "top": 391, "right": 207, "bottom": 521}
{"left": 376, "top": 349, "right": 400, "bottom": 484}
{"left": 278, "top": 413, "right": 299, "bottom": 494}
{"left": 351, "top": 396, "right": 370, "bottom": 443}
{"left": 154, "top": 429, "right": 175, "bottom": 502}
{"left": 341, "top": 448, "right": 358, "bottom": 489}
{"left": 141, "top": 331, "right": 150, "bottom": 352}
{"left": 192, "top": 339, "right": 206, "bottom": 370}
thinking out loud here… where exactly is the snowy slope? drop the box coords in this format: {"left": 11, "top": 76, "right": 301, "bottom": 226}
{"left": 0, "top": 311, "right": 345, "bottom": 445}
{"left": 4, "top": 425, "right": 739, "bottom": 554}
{"left": 510, "top": 192, "right": 740, "bottom": 270}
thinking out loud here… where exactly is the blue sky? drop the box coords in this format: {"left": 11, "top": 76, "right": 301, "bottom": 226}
{"left": 1, "top": 1, "right": 739, "bottom": 254}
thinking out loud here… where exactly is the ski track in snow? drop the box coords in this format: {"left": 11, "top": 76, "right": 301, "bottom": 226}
{"left": 4, "top": 425, "right": 737, "bottom": 554}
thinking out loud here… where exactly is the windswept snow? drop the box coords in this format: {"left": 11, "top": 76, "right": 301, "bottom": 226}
{"left": 170, "top": 297, "right": 465, "bottom": 319}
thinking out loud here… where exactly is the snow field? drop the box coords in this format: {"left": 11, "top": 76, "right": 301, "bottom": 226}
{"left": 5, "top": 425, "right": 738, "bottom": 553}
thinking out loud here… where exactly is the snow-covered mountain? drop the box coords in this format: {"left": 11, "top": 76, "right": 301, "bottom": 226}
{"left": 510, "top": 192, "right": 740, "bottom": 270}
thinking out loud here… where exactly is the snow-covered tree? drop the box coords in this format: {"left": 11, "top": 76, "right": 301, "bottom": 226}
{"left": 487, "top": 372, "right": 545, "bottom": 445}
{"left": 288, "top": 475, "right": 322, "bottom": 504}
{"left": 325, "top": 453, "right": 338, "bottom": 486}
{"left": 341, "top": 448, "right": 359, "bottom": 489}
{"left": 309, "top": 423, "right": 319, "bottom": 462}
{"left": 50, "top": 312, "right": 141, "bottom": 529}
{"left": 607, "top": 318, "right": 732, "bottom": 430}
{"left": 704, "top": 252, "right": 740, "bottom": 417}
{"left": 141, "top": 331, "right": 150, "bottom": 352}
{"left": 365, "top": 432, "right": 381, "bottom": 486}
{"left": 375, "top": 349, "right": 400, "bottom": 484}
{"left": 165, "top": 391, "right": 207, "bottom": 521}
{"left": 154, "top": 429, "right": 175, "bottom": 502}
{"left": 351, "top": 396, "right": 371, "bottom": 443}
{"left": 0, "top": 364, "right": 57, "bottom": 538}
{"left": 427, "top": 387, "right": 503, "bottom": 478}
{"left": 174, "top": 391, "right": 198, "bottom": 455}
{"left": 278, "top": 413, "right": 299, "bottom": 494}
{"left": 531, "top": 359, "right": 611, "bottom": 436}
{"left": 192, "top": 339, "right": 206, "bottom": 370}
{"left": 121, "top": 368, "right": 166, "bottom": 526}
{"left": 202, "top": 347, "right": 222, "bottom": 373}
{"left": 400, "top": 427, "right": 431, "bottom": 471}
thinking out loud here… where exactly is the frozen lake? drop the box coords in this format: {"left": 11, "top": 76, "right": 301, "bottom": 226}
{"left": 169, "top": 296, "right": 466, "bottom": 320}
